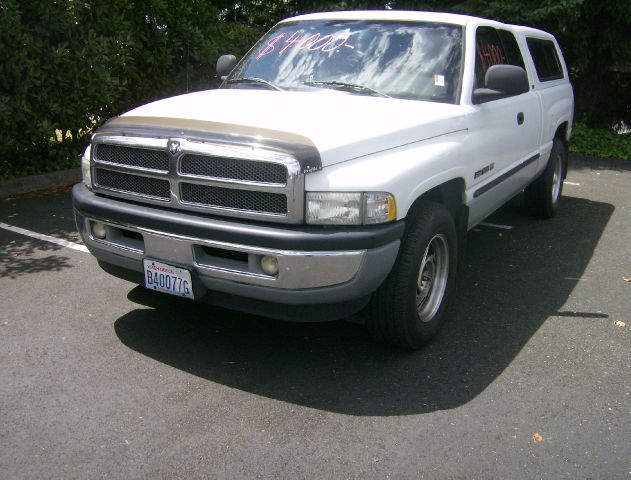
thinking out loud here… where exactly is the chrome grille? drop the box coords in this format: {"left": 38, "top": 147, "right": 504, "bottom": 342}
{"left": 180, "top": 154, "right": 287, "bottom": 184}
{"left": 95, "top": 144, "right": 169, "bottom": 171}
{"left": 95, "top": 168, "right": 171, "bottom": 199}
{"left": 90, "top": 135, "right": 304, "bottom": 223}
{"left": 180, "top": 183, "right": 287, "bottom": 214}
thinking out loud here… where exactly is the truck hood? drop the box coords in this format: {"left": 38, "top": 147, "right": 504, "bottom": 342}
{"left": 122, "top": 89, "right": 468, "bottom": 168}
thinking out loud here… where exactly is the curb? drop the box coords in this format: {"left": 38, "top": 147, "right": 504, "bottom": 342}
{"left": 0, "top": 168, "right": 82, "bottom": 198}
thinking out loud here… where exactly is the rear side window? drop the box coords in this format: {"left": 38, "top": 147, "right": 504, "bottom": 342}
{"left": 526, "top": 38, "right": 564, "bottom": 81}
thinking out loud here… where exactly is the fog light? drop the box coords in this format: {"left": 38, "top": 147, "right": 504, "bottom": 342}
{"left": 260, "top": 255, "right": 279, "bottom": 276}
{"left": 91, "top": 221, "right": 107, "bottom": 239}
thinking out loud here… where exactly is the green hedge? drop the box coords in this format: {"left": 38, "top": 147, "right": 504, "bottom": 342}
{"left": 569, "top": 123, "right": 631, "bottom": 160}
{"left": 0, "top": 0, "right": 260, "bottom": 180}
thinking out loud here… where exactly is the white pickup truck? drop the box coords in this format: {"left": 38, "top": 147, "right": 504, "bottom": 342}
{"left": 73, "top": 11, "right": 574, "bottom": 348}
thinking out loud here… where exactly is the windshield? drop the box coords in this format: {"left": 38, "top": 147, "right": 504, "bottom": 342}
{"left": 225, "top": 20, "right": 464, "bottom": 104}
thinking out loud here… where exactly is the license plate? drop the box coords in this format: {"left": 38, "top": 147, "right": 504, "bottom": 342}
{"left": 143, "top": 259, "right": 194, "bottom": 300}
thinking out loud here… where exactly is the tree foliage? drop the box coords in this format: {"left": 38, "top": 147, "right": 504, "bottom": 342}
{"left": 0, "top": 0, "right": 259, "bottom": 179}
{"left": 0, "top": 0, "right": 629, "bottom": 179}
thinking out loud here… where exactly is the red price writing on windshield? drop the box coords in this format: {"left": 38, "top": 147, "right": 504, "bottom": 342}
{"left": 256, "top": 31, "right": 353, "bottom": 60}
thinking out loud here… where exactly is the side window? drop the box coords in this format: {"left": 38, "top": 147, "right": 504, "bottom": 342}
{"left": 526, "top": 38, "right": 564, "bottom": 81}
{"left": 498, "top": 30, "right": 525, "bottom": 69}
{"left": 475, "top": 27, "right": 507, "bottom": 88}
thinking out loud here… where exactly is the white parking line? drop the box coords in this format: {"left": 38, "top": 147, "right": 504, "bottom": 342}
{"left": 0, "top": 222, "right": 89, "bottom": 253}
{"left": 563, "top": 181, "right": 581, "bottom": 186}
{"left": 479, "top": 222, "right": 513, "bottom": 230}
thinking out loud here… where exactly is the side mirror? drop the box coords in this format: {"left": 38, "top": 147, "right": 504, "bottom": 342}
{"left": 216, "top": 54, "right": 237, "bottom": 81}
{"left": 473, "top": 65, "right": 529, "bottom": 104}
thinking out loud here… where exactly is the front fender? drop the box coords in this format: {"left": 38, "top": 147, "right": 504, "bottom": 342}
{"left": 304, "top": 129, "right": 470, "bottom": 219}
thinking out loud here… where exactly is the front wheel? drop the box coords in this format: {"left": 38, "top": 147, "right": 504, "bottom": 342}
{"left": 367, "top": 201, "right": 458, "bottom": 350}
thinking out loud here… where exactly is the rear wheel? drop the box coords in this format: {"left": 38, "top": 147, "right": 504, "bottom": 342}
{"left": 525, "top": 138, "right": 566, "bottom": 218}
{"left": 367, "top": 201, "right": 458, "bottom": 349}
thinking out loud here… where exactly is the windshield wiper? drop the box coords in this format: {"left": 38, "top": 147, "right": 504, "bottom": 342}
{"left": 303, "top": 80, "right": 390, "bottom": 98}
{"left": 226, "top": 77, "right": 283, "bottom": 91}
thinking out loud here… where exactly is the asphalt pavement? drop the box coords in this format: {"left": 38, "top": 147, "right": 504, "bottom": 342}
{"left": 1, "top": 156, "right": 629, "bottom": 479}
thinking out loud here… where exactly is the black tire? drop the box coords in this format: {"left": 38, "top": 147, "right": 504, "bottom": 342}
{"left": 525, "top": 138, "right": 566, "bottom": 219}
{"left": 367, "top": 201, "right": 458, "bottom": 350}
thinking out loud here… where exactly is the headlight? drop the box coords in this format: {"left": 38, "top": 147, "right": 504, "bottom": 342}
{"left": 81, "top": 145, "right": 92, "bottom": 189}
{"left": 306, "top": 192, "right": 396, "bottom": 225}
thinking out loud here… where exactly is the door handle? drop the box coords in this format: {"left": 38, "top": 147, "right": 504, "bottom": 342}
{"left": 517, "top": 112, "right": 525, "bottom": 125}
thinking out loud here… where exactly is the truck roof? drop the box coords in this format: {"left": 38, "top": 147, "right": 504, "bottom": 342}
{"left": 280, "top": 10, "right": 553, "bottom": 38}
{"left": 282, "top": 10, "right": 483, "bottom": 26}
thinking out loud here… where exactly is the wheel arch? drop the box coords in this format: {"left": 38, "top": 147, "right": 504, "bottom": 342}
{"left": 554, "top": 121, "right": 569, "bottom": 179}
{"left": 555, "top": 121, "right": 569, "bottom": 145}
{"left": 405, "top": 177, "right": 468, "bottom": 263}
{"left": 407, "top": 178, "right": 465, "bottom": 218}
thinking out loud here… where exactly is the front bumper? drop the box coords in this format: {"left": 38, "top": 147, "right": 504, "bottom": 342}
{"left": 73, "top": 184, "right": 404, "bottom": 320}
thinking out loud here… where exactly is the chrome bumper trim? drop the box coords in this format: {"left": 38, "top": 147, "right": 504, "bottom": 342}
{"left": 80, "top": 217, "right": 366, "bottom": 289}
